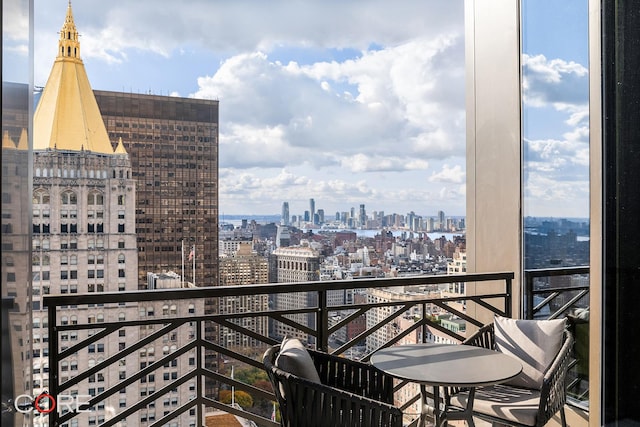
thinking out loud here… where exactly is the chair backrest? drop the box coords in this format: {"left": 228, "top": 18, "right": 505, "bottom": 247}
{"left": 462, "top": 320, "right": 574, "bottom": 427}
{"left": 493, "top": 316, "right": 567, "bottom": 389}
{"left": 263, "top": 345, "right": 403, "bottom": 427}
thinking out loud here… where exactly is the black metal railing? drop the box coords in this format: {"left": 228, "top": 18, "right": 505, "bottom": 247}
{"left": 44, "top": 272, "right": 514, "bottom": 427}
{"left": 524, "top": 266, "right": 590, "bottom": 410}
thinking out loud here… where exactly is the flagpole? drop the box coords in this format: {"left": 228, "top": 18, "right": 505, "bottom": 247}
{"left": 192, "top": 244, "right": 196, "bottom": 287}
{"left": 231, "top": 365, "right": 235, "bottom": 408}
{"left": 181, "top": 240, "right": 185, "bottom": 287}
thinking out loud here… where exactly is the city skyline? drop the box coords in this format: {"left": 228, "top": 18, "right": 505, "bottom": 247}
{"left": 4, "top": 0, "right": 589, "bottom": 217}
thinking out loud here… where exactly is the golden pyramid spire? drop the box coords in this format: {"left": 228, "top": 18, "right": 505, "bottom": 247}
{"left": 114, "top": 137, "right": 128, "bottom": 154}
{"left": 17, "top": 128, "right": 29, "bottom": 151}
{"left": 2, "top": 131, "right": 17, "bottom": 149}
{"left": 34, "top": 2, "right": 115, "bottom": 154}
{"left": 59, "top": 1, "right": 81, "bottom": 61}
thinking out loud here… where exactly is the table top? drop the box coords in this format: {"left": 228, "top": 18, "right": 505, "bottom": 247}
{"left": 370, "top": 343, "right": 522, "bottom": 388}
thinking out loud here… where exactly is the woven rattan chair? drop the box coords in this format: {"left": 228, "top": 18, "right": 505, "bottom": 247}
{"left": 447, "top": 321, "right": 574, "bottom": 427}
{"left": 263, "top": 344, "right": 403, "bottom": 427}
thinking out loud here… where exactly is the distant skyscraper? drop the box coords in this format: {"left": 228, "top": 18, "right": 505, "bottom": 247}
{"left": 276, "top": 225, "right": 291, "bottom": 248}
{"left": 426, "top": 217, "right": 435, "bottom": 232}
{"left": 359, "top": 204, "right": 366, "bottom": 227}
{"left": 309, "top": 198, "right": 316, "bottom": 224}
{"left": 438, "top": 210, "right": 446, "bottom": 231}
{"left": 317, "top": 209, "right": 325, "bottom": 224}
{"left": 407, "top": 211, "right": 416, "bottom": 231}
{"left": 281, "top": 201, "right": 290, "bottom": 225}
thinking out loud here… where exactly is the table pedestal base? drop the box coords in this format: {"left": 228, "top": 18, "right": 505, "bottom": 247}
{"left": 418, "top": 385, "right": 476, "bottom": 427}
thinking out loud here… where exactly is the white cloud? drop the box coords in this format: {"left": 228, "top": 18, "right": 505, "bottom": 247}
{"left": 3, "top": 1, "right": 29, "bottom": 41}
{"left": 33, "top": 0, "right": 471, "bottom": 216}
{"left": 195, "top": 36, "right": 466, "bottom": 172}
{"left": 522, "top": 54, "right": 588, "bottom": 107}
{"left": 341, "top": 154, "right": 429, "bottom": 173}
{"left": 429, "top": 164, "right": 465, "bottom": 184}
{"left": 524, "top": 172, "right": 589, "bottom": 217}
{"left": 520, "top": 53, "right": 590, "bottom": 217}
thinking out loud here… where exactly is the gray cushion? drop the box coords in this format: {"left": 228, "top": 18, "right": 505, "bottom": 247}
{"left": 494, "top": 316, "right": 566, "bottom": 389}
{"left": 275, "top": 337, "right": 321, "bottom": 384}
{"left": 450, "top": 384, "right": 541, "bottom": 426}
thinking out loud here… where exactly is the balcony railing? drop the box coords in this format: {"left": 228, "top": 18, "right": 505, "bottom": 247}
{"left": 524, "top": 266, "right": 590, "bottom": 410}
{"left": 42, "top": 272, "right": 516, "bottom": 427}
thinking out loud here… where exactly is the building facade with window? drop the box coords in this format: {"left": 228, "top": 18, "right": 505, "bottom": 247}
{"left": 93, "top": 90, "right": 219, "bottom": 290}
{"left": 271, "top": 244, "right": 321, "bottom": 343}
{"left": 218, "top": 242, "right": 269, "bottom": 350}
{"left": 29, "top": 4, "right": 142, "bottom": 426}
{"left": 2, "top": 84, "right": 31, "bottom": 426}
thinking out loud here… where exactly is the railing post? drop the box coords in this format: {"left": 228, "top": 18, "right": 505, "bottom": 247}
{"left": 505, "top": 276, "right": 512, "bottom": 319}
{"left": 524, "top": 272, "right": 533, "bottom": 319}
{"left": 422, "top": 302, "right": 428, "bottom": 343}
{"left": 196, "top": 319, "right": 203, "bottom": 427}
{"left": 317, "top": 289, "right": 328, "bottom": 352}
{"left": 48, "top": 303, "right": 59, "bottom": 427}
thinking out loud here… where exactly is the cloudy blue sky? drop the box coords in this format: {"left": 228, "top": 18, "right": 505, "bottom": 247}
{"left": 6, "top": 0, "right": 589, "bottom": 219}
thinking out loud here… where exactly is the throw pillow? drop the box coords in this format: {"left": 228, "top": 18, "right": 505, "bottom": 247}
{"left": 494, "top": 316, "right": 566, "bottom": 389}
{"left": 275, "top": 337, "right": 321, "bottom": 384}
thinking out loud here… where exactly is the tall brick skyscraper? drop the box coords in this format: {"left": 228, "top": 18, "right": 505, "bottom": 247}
{"left": 93, "top": 91, "right": 220, "bottom": 288}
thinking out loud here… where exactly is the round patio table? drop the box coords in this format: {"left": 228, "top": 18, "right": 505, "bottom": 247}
{"left": 371, "top": 343, "right": 522, "bottom": 427}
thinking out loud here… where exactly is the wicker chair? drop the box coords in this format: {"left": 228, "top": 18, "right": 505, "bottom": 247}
{"left": 263, "top": 345, "right": 403, "bottom": 427}
{"left": 447, "top": 322, "right": 574, "bottom": 427}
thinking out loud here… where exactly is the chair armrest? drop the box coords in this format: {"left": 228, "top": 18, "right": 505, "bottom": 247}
{"left": 537, "top": 329, "right": 574, "bottom": 426}
{"left": 309, "top": 349, "right": 396, "bottom": 404}
{"left": 462, "top": 323, "right": 495, "bottom": 349}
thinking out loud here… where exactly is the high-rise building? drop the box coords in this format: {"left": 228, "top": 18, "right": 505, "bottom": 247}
{"left": 281, "top": 201, "right": 290, "bottom": 225}
{"left": 93, "top": 91, "right": 219, "bottom": 289}
{"left": 30, "top": 5, "right": 142, "bottom": 426}
{"left": 93, "top": 35, "right": 221, "bottom": 398}
{"left": 2, "top": 83, "right": 31, "bottom": 427}
{"left": 359, "top": 204, "right": 366, "bottom": 227}
{"left": 219, "top": 236, "right": 253, "bottom": 257}
{"left": 407, "top": 211, "right": 416, "bottom": 231}
{"left": 218, "top": 242, "right": 269, "bottom": 350}
{"left": 271, "top": 243, "right": 321, "bottom": 343}
{"left": 447, "top": 250, "right": 467, "bottom": 293}
{"left": 24, "top": 6, "right": 208, "bottom": 426}
{"left": 309, "top": 198, "right": 315, "bottom": 224}
{"left": 438, "top": 210, "right": 446, "bottom": 231}
{"left": 275, "top": 225, "right": 291, "bottom": 248}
